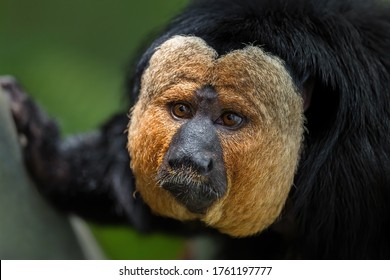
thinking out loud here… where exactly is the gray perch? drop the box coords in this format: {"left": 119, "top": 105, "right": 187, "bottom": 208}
{"left": 0, "top": 77, "right": 103, "bottom": 259}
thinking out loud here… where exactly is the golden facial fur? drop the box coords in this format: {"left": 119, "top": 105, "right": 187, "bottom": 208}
{"left": 128, "top": 35, "right": 304, "bottom": 237}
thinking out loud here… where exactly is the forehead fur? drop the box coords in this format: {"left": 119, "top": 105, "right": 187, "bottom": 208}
{"left": 140, "top": 36, "right": 216, "bottom": 105}
{"left": 140, "top": 36, "right": 296, "bottom": 107}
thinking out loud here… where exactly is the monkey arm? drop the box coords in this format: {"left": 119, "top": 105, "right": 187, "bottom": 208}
{"left": 52, "top": 115, "right": 146, "bottom": 225}
{"left": 0, "top": 76, "right": 150, "bottom": 229}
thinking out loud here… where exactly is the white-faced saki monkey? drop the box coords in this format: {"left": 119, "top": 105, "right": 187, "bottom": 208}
{"left": 1, "top": 0, "right": 390, "bottom": 259}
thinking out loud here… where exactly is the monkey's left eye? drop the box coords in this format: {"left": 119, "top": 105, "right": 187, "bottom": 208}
{"left": 216, "top": 112, "right": 244, "bottom": 129}
{"left": 171, "top": 102, "right": 193, "bottom": 119}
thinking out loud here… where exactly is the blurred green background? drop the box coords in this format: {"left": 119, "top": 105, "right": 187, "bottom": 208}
{"left": 0, "top": 0, "right": 190, "bottom": 259}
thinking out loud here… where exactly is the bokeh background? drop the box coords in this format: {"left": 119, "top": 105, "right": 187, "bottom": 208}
{"left": 0, "top": 0, "right": 191, "bottom": 259}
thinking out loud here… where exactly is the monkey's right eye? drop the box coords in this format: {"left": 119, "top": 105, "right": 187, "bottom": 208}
{"left": 171, "top": 102, "right": 193, "bottom": 119}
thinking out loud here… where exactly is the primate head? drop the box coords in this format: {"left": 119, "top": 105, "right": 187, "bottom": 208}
{"left": 128, "top": 36, "right": 304, "bottom": 237}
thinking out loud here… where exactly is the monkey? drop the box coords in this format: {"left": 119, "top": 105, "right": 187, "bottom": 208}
{"left": 1, "top": 0, "right": 390, "bottom": 259}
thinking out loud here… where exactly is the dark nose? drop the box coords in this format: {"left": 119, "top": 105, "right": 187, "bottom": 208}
{"left": 168, "top": 153, "right": 213, "bottom": 174}
{"left": 160, "top": 152, "right": 220, "bottom": 214}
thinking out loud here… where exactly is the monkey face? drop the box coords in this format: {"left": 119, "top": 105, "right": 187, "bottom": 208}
{"left": 128, "top": 36, "right": 304, "bottom": 237}
{"left": 156, "top": 85, "right": 228, "bottom": 215}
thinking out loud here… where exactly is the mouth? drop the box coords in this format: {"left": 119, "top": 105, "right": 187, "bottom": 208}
{"left": 156, "top": 167, "right": 222, "bottom": 214}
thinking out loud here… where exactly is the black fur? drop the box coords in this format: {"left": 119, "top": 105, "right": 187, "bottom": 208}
{"left": 129, "top": 0, "right": 390, "bottom": 259}
{"left": 3, "top": 0, "right": 390, "bottom": 259}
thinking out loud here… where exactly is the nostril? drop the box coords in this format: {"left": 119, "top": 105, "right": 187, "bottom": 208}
{"left": 167, "top": 158, "right": 176, "bottom": 169}
{"left": 207, "top": 159, "right": 213, "bottom": 172}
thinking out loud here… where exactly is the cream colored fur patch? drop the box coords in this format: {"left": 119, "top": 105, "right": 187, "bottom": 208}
{"left": 128, "top": 35, "right": 304, "bottom": 237}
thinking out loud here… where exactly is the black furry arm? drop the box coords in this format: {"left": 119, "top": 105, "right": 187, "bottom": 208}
{"left": 0, "top": 77, "right": 149, "bottom": 229}
{"left": 48, "top": 115, "right": 145, "bottom": 225}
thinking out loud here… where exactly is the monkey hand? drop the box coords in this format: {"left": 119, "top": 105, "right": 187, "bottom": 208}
{"left": 0, "top": 76, "right": 62, "bottom": 186}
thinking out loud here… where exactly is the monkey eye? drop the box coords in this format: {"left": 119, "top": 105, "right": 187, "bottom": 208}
{"left": 171, "top": 102, "right": 193, "bottom": 119}
{"left": 216, "top": 112, "right": 244, "bottom": 129}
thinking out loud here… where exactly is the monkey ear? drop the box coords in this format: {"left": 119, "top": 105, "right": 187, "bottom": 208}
{"left": 301, "top": 76, "right": 314, "bottom": 111}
